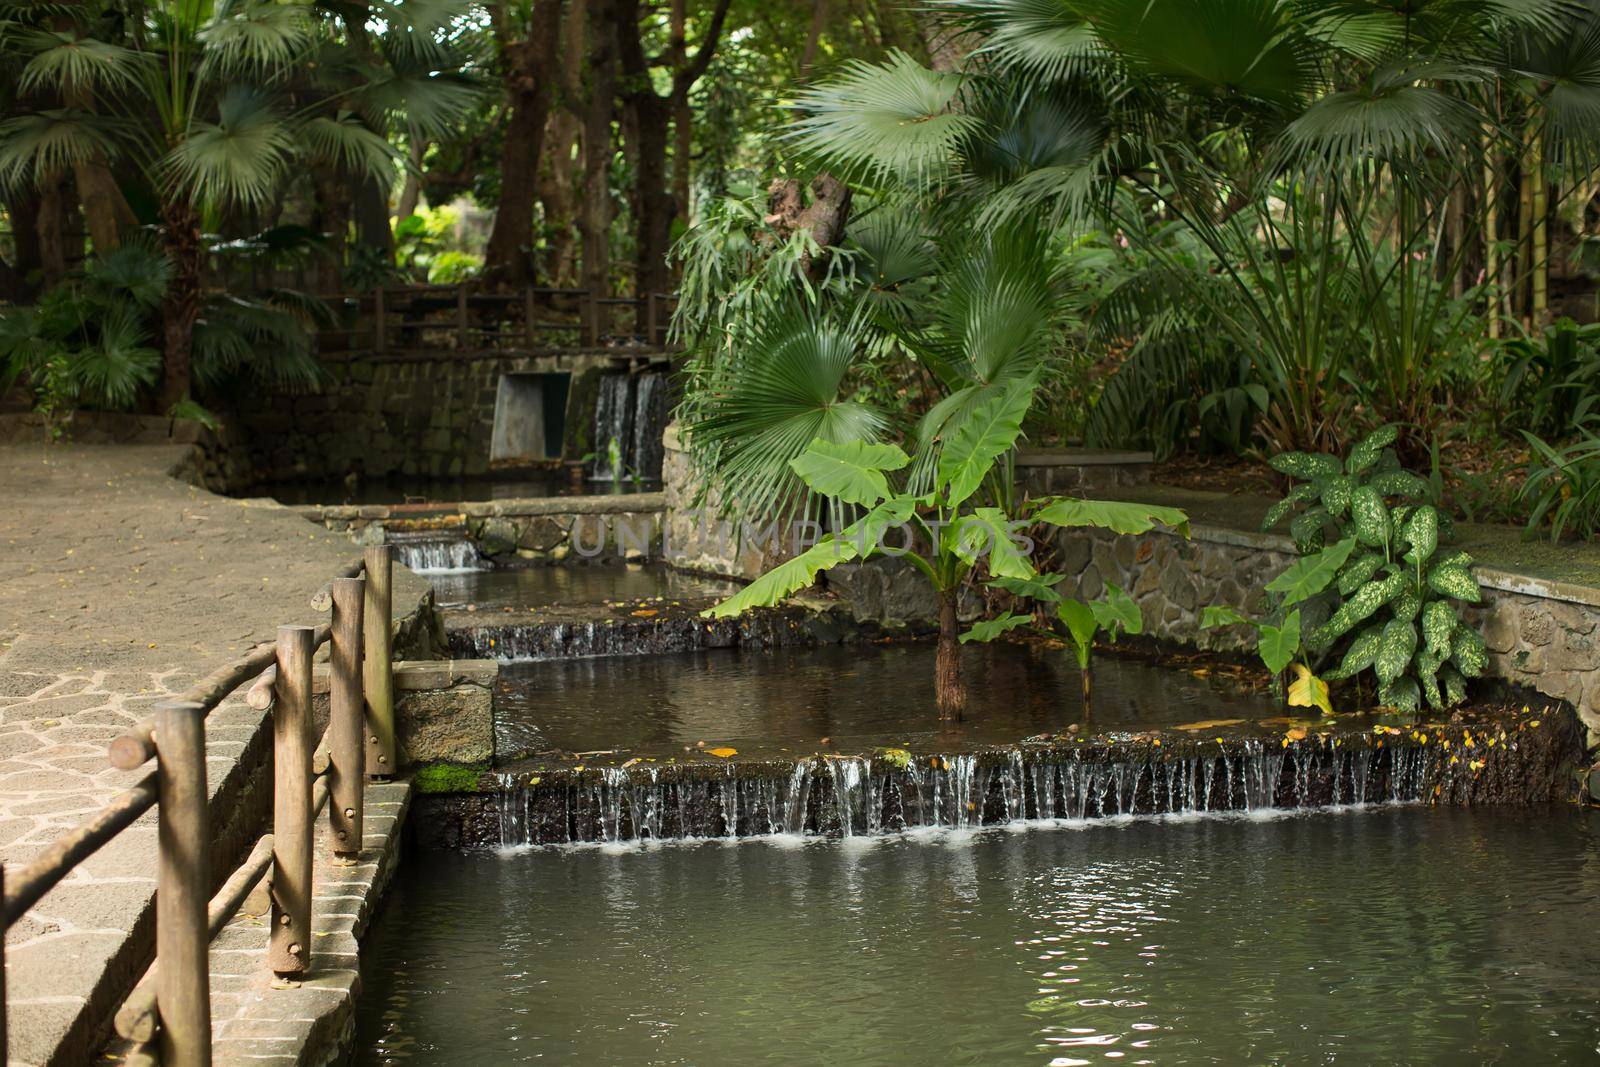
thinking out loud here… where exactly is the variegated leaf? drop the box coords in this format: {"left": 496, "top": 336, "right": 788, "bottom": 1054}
{"left": 1451, "top": 627, "right": 1488, "bottom": 677}
{"left": 1421, "top": 600, "right": 1456, "bottom": 655}
{"left": 1374, "top": 619, "right": 1417, "bottom": 685}
{"left": 1350, "top": 486, "right": 1390, "bottom": 548}
{"left": 1427, "top": 563, "right": 1481, "bottom": 603}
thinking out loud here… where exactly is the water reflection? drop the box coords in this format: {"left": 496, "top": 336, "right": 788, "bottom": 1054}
{"left": 357, "top": 808, "right": 1600, "bottom": 1064}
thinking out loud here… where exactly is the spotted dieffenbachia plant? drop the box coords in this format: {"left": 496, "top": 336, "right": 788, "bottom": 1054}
{"left": 1260, "top": 425, "right": 1486, "bottom": 712}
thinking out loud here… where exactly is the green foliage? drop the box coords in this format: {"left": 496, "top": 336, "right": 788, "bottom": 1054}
{"left": 1498, "top": 320, "right": 1600, "bottom": 438}
{"left": 413, "top": 762, "right": 488, "bottom": 794}
{"left": 1264, "top": 425, "right": 1486, "bottom": 712}
{"left": 1521, "top": 429, "right": 1600, "bottom": 543}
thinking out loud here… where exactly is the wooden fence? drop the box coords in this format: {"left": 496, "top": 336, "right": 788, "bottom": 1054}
{"left": 317, "top": 284, "right": 678, "bottom": 357}
{"left": 0, "top": 545, "right": 399, "bottom": 1066}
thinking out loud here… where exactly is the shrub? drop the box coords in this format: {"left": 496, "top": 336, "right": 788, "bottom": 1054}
{"left": 1522, "top": 429, "right": 1600, "bottom": 543}
{"left": 1262, "top": 425, "right": 1487, "bottom": 713}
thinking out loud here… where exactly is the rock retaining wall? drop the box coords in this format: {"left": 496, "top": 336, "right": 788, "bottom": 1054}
{"left": 1050, "top": 523, "right": 1600, "bottom": 735}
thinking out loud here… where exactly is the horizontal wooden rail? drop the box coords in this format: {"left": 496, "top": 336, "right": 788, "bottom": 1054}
{"left": 2, "top": 774, "right": 158, "bottom": 927}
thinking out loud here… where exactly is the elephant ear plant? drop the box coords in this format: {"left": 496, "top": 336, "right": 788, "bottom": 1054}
{"left": 703, "top": 380, "right": 1189, "bottom": 715}
{"left": 1251, "top": 425, "right": 1487, "bottom": 713}
{"left": 975, "top": 578, "right": 1142, "bottom": 705}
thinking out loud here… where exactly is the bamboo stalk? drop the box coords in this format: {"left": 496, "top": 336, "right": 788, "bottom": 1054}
{"left": 270, "top": 626, "right": 314, "bottom": 978}
{"left": 1484, "top": 127, "right": 1501, "bottom": 341}
{"left": 155, "top": 700, "right": 211, "bottom": 1067}
{"left": 329, "top": 576, "right": 365, "bottom": 857}
{"left": 1531, "top": 128, "right": 1548, "bottom": 325}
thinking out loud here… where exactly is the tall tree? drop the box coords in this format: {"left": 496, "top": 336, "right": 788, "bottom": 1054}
{"left": 614, "top": 0, "right": 732, "bottom": 299}
{"left": 482, "top": 0, "right": 565, "bottom": 286}
{"left": 579, "top": 0, "right": 618, "bottom": 308}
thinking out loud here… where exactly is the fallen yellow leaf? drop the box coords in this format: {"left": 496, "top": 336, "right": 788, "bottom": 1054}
{"left": 707, "top": 746, "right": 738, "bottom": 758}
{"left": 1172, "top": 718, "right": 1247, "bottom": 731}
{"left": 1287, "top": 663, "right": 1332, "bottom": 716}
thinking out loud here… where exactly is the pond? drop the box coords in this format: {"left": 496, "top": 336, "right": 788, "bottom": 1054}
{"left": 431, "top": 562, "right": 738, "bottom": 612}
{"left": 356, "top": 806, "right": 1600, "bottom": 1064}
{"left": 492, "top": 643, "right": 1274, "bottom": 762}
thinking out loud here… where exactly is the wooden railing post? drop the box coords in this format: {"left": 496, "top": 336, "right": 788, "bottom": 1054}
{"left": 2, "top": 864, "right": 8, "bottom": 1064}
{"left": 362, "top": 545, "right": 395, "bottom": 776}
{"left": 373, "top": 287, "right": 386, "bottom": 353}
{"left": 456, "top": 284, "right": 469, "bottom": 350}
{"left": 523, "top": 285, "right": 536, "bottom": 349}
{"left": 645, "top": 292, "right": 658, "bottom": 346}
{"left": 154, "top": 699, "right": 212, "bottom": 1067}
{"left": 270, "top": 626, "right": 313, "bottom": 978}
{"left": 329, "top": 576, "right": 365, "bottom": 857}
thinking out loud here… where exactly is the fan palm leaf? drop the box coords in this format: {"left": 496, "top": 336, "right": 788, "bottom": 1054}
{"left": 0, "top": 108, "right": 120, "bottom": 185}
{"left": 162, "top": 87, "right": 294, "bottom": 208}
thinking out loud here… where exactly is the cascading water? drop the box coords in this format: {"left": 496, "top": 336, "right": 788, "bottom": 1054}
{"left": 391, "top": 537, "right": 486, "bottom": 575}
{"left": 490, "top": 735, "right": 1457, "bottom": 849}
{"left": 590, "top": 371, "right": 669, "bottom": 483}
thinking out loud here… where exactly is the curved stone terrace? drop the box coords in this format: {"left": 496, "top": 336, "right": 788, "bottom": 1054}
{"left": 0, "top": 437, "right": 430, "bottom": 1066}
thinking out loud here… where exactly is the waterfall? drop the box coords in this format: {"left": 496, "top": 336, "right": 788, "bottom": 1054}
{"left": 590, "top": 371, "right": 669, "bottom": 483}
{"left": 490, "top": 736, "right": 1459, "bottom": 849}
{"left": 392, "top": 537, "right": 486, "bottom": 575}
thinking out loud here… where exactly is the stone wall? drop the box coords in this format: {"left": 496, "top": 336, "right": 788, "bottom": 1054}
{"left": 298, "top": 493, "right": 666, "bottom": 563}
{"left": 1050, "top": 523, "right": 1600, "bottom": 735}
{"left": 234, "top": 353, "right": 624, "bottom": 483}
{"left": 311, "top": 659, "right": 496, "bottom": 766}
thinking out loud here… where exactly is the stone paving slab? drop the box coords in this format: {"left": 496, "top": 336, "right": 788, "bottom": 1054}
{"left": 108, "top": 780, "right": 411, "bottom": 1067}
{"left": 0, "top": 441, "right": 430, "bottom": 1066}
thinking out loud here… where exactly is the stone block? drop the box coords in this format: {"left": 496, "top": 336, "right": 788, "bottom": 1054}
{"left": 398, "top": 684, "right": 493, "bottom": 765}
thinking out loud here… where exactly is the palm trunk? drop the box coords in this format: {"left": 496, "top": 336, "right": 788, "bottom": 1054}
{"left": 935, "top": 586, "right": 966, "bottom": 717}
{"left": 158, "top": 200, "right": 202, "bottom": 410}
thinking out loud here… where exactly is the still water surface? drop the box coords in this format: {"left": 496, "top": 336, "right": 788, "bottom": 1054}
{"left": 356, "top": 807, "right": 1600, "bottom": 1064}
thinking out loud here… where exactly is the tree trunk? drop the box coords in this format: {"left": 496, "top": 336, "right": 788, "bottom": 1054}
{"left": 36, "top": 172, "right": 70, "bottom": 286}
{"left": 73, "top": 156, "right": 135, "bottom": 254}
{"left": 916, "top": 8, "right": 969, "bottom": 71}
{"left": 311, "top": 168, "right": 350, "bottom": 293}
{"left": 158, "top": 200, "right": 202, "bottom": 410}
{"left": 396, "top": 141, "right": 428, "bottom": 221}
{"left": 4, "top": 189, "right": 43, "bottom": 299}
{"left": 538, "top": 111, "right": 583, "bottom": 287}
{"left": 801, "top": 0, "right": 828, "bottom": 73}
{"left": 935, "top": 586, "right": 966, "bottom": 717}
{"left": 764, "top": 172, "right": 852, "bottom": 279}
{"left": 483, "top": 1, "right": 564, "bottom": 288}
{"left": 579, "top": 0, "right": 618, "bottom": 306}
{"left": 353, "top": 173, "right": 395, "bottom": 258}
{"left": 626, "top": 91, "right": 675, "bottom": 300}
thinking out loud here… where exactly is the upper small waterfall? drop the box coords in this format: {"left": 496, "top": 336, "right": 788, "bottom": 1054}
{"left": 591, "top": 371, "right": 669, "bottom": 483}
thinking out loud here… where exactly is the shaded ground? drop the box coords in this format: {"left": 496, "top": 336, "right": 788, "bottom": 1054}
{"left": 0, "top": 440, "right": 429, "bottom": 1066}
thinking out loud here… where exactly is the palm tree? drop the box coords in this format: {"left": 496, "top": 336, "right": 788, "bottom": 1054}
{"left": 0, "top": 0, "right": 475, "bottom": 409}
{"left": 777, "top": 0, "right": 1600, "bottom": 452}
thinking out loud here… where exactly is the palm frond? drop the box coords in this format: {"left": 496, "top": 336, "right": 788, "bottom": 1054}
{"left": 355, "top": 68, "right": 483, "bottom": 139}
{"left": 74, "top": 302, "right": 159, "bottom": 407}
{"left": 162, "top": 88, "right": 294, "bottom": 209}
{"left": 942, "top": 0, "right": 1109, "bottom": 83}
{"left": 786, "top": 50, "right": 984, "bottom": 188}
{"left": 685, "top": 300, "right": 886, "bottom": 525}
{"left": 298, "top": 111, "right": 400, "bottom": 186}
{"left": 16, "top": 29, "right": 148, "bottom": 96}
{"left": 197, "top": 0, "right": 313, "bottom": 82}
{"left": 86, "top": 243, "right": 171, "bottom": 307}
{"left": 0, "top": 109, "right": 120, "bottom": 188}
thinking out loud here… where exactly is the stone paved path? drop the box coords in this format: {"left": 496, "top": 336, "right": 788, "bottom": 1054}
{"left": 0, "top": 441, "right": 428, "bottom": 1066}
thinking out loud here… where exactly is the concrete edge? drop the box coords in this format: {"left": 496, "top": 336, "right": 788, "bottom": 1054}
{"left": 295, "top": 492, "right": 666, "bottom": 524}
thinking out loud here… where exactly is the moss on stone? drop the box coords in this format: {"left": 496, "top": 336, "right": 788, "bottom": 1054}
{"left": 412, "top": 762, "right": 489, "bottom": 794}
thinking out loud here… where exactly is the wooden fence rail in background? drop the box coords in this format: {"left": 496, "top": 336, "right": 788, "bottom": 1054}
{"left": 313, "top": 283, "right": 679, "bottom": 357}
{"left": 0, "top": 555, "right": 396, "bottom": 1065}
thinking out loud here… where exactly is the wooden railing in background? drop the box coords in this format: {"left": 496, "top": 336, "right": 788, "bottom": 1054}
{"left": 318, "top": 284, "right": 678, "bottom": 357}
{"left": 0, "top": 544, "right": 398, "bottom": 1066}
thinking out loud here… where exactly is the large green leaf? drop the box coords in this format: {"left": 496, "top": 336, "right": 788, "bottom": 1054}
{"left": 1200, "top": 605, "right": 1252, "bottom": 629}
{"left": 700, "top": 536, "right": 863, "bottom": 618}
{"left": 988, "top": 573, "right": 1064, "bottom": 603}
{"left": 701, "top": 497, "right": 913, "bottom": 618}
{"left": 1032, "top": 497, "right": 1190, "bottom": 537}
{"left": 1266, "top": 537, "right": 1357, "bottom": 607}
{"left": 961, "top": 611, "right": 1033, "bottom": 644}
{"left": 937, "top": 376, "right": 1035, "bottom": 507}
{"left": 1257, "top": 610, "right": 1301, "bottom": 675}
{"left": 1337, "top": 552, "right": 1384, "bottom": 596}
{"left": 1090, "top": 582, "right": 1141, "bottom": 638}
{"left": 1421, "top": 600, "right": 1456, "bottom": 655}
{"left": 949, "top": 507, "right": 1036, "bottom": 580}
{"left": 788, "top": 438, "right": 908, "bottom": 506}
{"left": 1056, "top": 598, "right": 1097, "bottom": 667}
